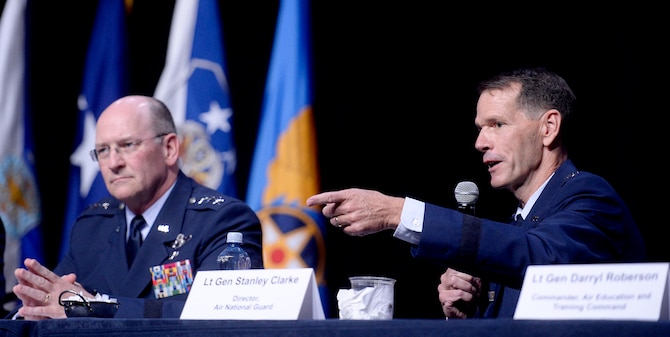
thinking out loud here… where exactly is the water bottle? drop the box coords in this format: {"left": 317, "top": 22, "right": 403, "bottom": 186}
{"left": 217, "top": 232, "right": 251, "bottom": 270}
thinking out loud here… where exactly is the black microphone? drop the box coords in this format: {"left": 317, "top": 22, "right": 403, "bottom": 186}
{"left": 454, "top": 181, "right": 479, "bottom": 216}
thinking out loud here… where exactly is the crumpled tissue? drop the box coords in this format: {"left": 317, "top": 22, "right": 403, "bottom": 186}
{"left": 337, "top": 285, "right": 394, "bottom": 320}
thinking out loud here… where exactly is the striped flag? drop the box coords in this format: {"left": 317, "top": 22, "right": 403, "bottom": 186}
{"left": 246, "top": 0, "right": 328, "bottom": 315}
{"left": 60, "top": 0, "right": 128, "bottom": 259}
{"left": 0, "top": 0, "right": 44, "bottom": 297}
{"left": 154, "top": 0, "right": 237, "bottom": 197}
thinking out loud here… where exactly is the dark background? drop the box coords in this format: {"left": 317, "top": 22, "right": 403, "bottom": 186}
{"left": 6, "top": 1, "right": 666, "bottom": 318}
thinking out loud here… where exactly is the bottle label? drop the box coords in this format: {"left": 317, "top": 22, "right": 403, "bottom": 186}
{"left": 218, "top": 244, "right": 251, "bottom": 270}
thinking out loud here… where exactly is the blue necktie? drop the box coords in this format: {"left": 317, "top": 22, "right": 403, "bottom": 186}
{"left": 126, "top": 215, "right": 146, "bottom": 266}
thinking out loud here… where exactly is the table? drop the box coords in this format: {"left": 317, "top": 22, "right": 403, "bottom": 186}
{"left": 1, "top": 318, "right": 668, "bottom": 337}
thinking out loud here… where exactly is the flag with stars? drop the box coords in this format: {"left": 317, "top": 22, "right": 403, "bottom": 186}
{"left": 154, "top": 0, "right": 237, "bottom": 197}
{"left": 60, "top": 0, "right": 128, "bottom": 259}
{"left": 245, "top": 0, "right": 328, "bottom": 315}
{"left": 0, "top": 0, "right": 44, "bottom": 297}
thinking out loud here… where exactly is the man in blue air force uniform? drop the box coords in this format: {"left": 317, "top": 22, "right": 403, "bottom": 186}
{"left": 307, "top": 68, "right": 645, "bottom": 319}
{"left": 11, "top": 95, "right": 262, "bottom": 319}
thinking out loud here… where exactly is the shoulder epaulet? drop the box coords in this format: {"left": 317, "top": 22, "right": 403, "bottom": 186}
{"left": 81, "top": 199, "right": 124, "bottom": 215}
{"left": 187, "top": 194, "right": 228, "bottom": 209}
{"left": 560, "top": 170, "right": 581, "bottom": 186}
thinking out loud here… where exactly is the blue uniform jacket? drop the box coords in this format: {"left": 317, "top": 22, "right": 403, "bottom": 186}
{"left": 413, "top": 159, "right": 646, "bottom": 318}
{"left": 54, "top": 171, "right": 263, "bottom": 318}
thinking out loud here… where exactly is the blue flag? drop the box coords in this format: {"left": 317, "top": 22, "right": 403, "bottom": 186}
{"left": 154, "top": 0, "right": 237, "bottom": 197}
{"left": 0, "top": 0, "right": 44, "bottom": 296}
{"left": 246, "top": 0, "right": 328, "bottom": 315}
{"left": 60, "top": 0, "right": 128, "bottom": 259}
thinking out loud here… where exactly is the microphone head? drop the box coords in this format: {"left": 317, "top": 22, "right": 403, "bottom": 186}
{"left": 454, "top": 181, "right": 479, "bottom": 205}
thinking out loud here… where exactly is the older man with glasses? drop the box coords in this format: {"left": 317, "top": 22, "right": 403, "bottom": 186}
{"left": 10, "top": 95, "right": 263, "bottom": 319}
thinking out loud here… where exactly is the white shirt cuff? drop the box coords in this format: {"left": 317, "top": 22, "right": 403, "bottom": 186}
{"left": 393, "top": 197, "right": 424, "bottom": 245}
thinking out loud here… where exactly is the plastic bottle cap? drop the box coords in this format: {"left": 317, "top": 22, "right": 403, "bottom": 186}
{"left": 227, "top": 232, "right": 243, "bottom": 243}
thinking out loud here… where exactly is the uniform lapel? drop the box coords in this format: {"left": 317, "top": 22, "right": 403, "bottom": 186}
{"left": 118, "top": 174, "right": 191, "bottom": 298}
{"left": 103, "top": 215, "right": 133, "bottom": 295}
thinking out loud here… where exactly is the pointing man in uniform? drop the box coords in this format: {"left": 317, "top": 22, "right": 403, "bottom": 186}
{"left": 307, "top": 68, "right": 645, "bottom": 318}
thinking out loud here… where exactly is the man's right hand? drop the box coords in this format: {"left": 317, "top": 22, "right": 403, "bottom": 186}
{"left": 306, "top": 188, "right": 405, "bottom": 236}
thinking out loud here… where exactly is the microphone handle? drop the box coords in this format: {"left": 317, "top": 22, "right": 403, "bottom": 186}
{"left": 457, "top": 204, "right": 475, "bottom": 216}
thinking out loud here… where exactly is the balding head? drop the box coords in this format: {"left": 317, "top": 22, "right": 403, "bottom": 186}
{"left": 97, "top": 95, "right": 176, "bottom": 138}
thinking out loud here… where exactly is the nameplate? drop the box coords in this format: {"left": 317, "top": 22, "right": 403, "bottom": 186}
{"left": 180, "top": 268, "right": 325, "bottom": 320}
{"left": 514, "top": 262, "right": 669, "bottom": 321}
